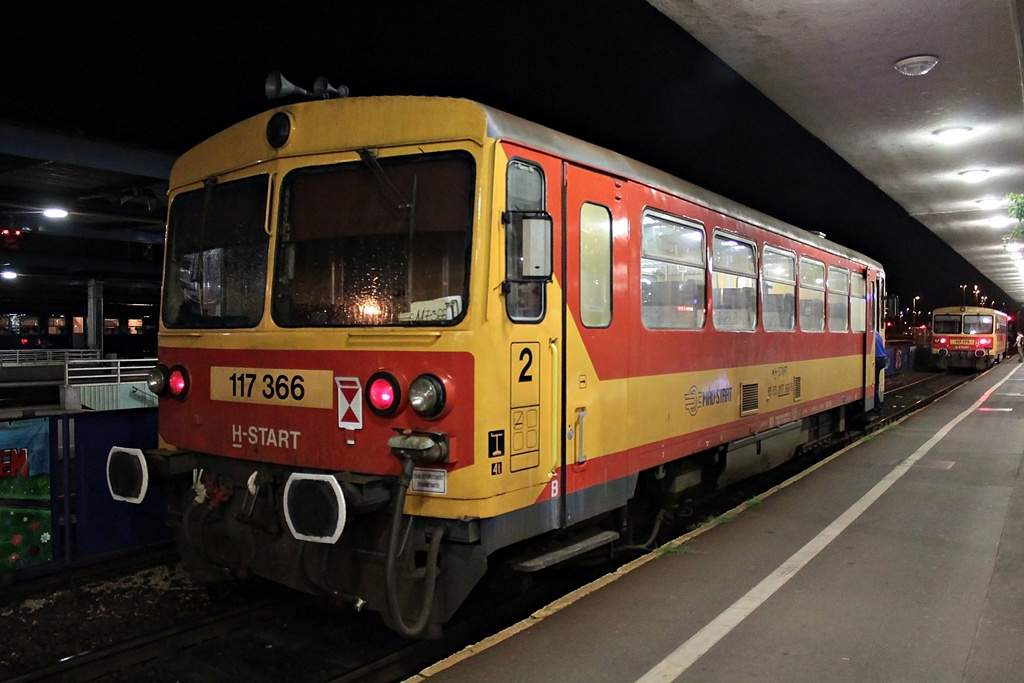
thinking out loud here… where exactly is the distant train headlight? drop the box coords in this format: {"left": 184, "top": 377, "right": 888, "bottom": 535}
{"left": 367, "top": 372, "right": 401, "bottom": 416}
{"left": 409, "top": 374, "right": 446, "bottom": 417}
{"left": 147, "top": 364, "right": 170, "bottom": 396}
{"left": 168, "top": 365, "right": 190, "bottom": 400}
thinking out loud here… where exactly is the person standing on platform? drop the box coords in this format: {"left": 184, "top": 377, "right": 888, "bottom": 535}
{"left": 1016, "top": 331, "right": 1024, "bottom": 363}
{"left": 873, "top": 329, "right": 887, "bottom": 415}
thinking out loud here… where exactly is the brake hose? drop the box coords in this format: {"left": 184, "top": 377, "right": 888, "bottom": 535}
{"left": 385, "top": 457, "right": 446, "bottom": 637}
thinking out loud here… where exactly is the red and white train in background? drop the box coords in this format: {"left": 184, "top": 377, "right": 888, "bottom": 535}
{"left": 107, "top": 76, "right": 886, "bottom": 637}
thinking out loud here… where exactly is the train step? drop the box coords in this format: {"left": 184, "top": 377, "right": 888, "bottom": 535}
{"left": 512, "top": 530, "right": 620, "bottom": 572}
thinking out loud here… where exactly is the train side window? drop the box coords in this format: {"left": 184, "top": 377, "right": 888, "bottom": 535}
{"left": 850, "top": 272, "right": 866, "bottom": 332}
{"left": 640, "top": 211, "right": 706, "bottom": 330}
{"left": 505, "top": 160, "right": 547, "bottom": 323}
{"left": 762, "top": 246, "right": 796, "bottom": 332}
{"left": 711, "top": 232, "right": 757, "bottom": 332}
{"left": 799, "top": 257, "right": 825, "bottom": 332}
{"left": 827, "top": 266, "right": 850, "bottom": 332}
{"left": 579, "top": 203, "right": 612, "bottom": 328}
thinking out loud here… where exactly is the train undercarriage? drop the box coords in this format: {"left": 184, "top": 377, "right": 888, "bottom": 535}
{"left": 111, "top": 401, "right": 859, "bottom": 639}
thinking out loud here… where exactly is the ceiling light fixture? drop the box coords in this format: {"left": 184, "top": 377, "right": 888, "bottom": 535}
{"left": 977, "top": 197, "right": 1006, "bottom": 210}
{"left": 958, "top": 169, "right": 991, "bottom": 182}
{"left": 42, "top": 208, "right": 69, "bottom": 218}
{"left": 894, "top": 55, "right": 939, "bottom": 76}
{"left": 932, "top": 126, "right": 972, "bottom": 142}
{"left": 0, "top": 270, "right": 16, "bottom": 280}
{"left": 990, "top": 216, "right": 1015, "bottom": 228}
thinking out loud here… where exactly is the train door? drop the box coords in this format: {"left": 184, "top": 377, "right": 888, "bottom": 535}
{"left": 561, "top": 164, "right": 631, "bottom": 526}
{"left": 872, "top": 271, "right": 886, "bottom": 409}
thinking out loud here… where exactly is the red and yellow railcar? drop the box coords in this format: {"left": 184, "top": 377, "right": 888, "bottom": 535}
{"left": 930, "top": 305, "right": 1008, "bottom": 370}
{"left": 107, "top": 90, "right": 885, "bottom": 636}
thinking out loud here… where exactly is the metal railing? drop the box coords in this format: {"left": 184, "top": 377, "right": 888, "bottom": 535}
{"left": 64, "top": 358, "right": 156, "bottom": 385}
{"left": 0, "top": 349, "right": 103, "bottom": 365}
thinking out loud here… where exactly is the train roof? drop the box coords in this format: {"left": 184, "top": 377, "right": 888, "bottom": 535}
{"left": 477, "top": 101, "right": 884, "bottom": 272}
{"left": 176, "top": 96, "right": 883, "bottom": 272}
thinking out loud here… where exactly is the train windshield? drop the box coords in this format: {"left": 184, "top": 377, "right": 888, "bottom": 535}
{"left": 932, "top": 314, "right": 962, "bottom": 334}
{"left": 163, "top": 175, "right": 271, "bottom": 329}
{"left": 272, "top": 151, "right": 474, "bottom": 326}
{"left": 964, "top": 315, "right": 994, "bottom": 335}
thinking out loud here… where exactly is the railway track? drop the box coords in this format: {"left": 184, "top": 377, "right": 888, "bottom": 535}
{"left": 1, "top": 366, "right": 980, "bottom": 683}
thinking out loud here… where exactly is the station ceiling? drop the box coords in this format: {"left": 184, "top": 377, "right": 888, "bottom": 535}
{"left": 651, "top": 0, "right": 1024, "bottom": 306}
{"left": 2, "top": 1, "right": 1022, "bottom": 317}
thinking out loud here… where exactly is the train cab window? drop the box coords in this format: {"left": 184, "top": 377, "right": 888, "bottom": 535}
{"left": 579, "top": 203, "right": 612, "bottom": 328}
{"left": 933, "top": 314, "right": 961, "bottom": 334}
{"left": 762, "top": 247, "right": 796, "bottom": 332}
{"left": 798, "top": 257, "right": 825, "bottom": 332}
{"left": 827, "top": 266, "right": 850, "bottom": 332}
{"left": 964, "top": 314, "right": 995, "bottom": 335}
{"left": 273, "top": 152, "right": 474, "bottom": 326}
{"left": 850, "top": 272, "right": 867, "bottom": 332}
{"left": 640, "top": 211, "right": 706, "bottom": 330}
{"left": 711, "top": 233, "right": 757, "bottom": 331}
{"left": 164, "top": 174, "right": 270, "bottom": 329}
{"left": 505, "top": 160, "right": 547, "bottom": 323}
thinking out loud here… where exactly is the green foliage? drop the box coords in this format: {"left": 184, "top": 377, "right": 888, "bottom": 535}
{"left": 1005, "top": 193, "right": 1024, "bottom": 245}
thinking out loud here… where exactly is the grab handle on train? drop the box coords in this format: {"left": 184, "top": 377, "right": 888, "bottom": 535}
{"left": 575, "top": 407, "right": 588, "bottom": 464}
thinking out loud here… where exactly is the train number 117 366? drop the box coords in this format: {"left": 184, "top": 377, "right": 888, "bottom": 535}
{"left": 210, "top": 367, "right": 334, "bottom": 409}
{"left": 229, "top": 372, "right": 305, "bottom": 401}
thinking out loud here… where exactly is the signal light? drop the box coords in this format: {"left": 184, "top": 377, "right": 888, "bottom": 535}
{"left": 167, "top": 365, "right": 190, "bottom": 400}
{"left": 147, "top": 365, "right": 170, "bottom": 396}
{"left": 366, "top": 372, "right": 401, "bottom": 416}
{"left": 409, "top": 374, "right": 446, "bottom": 418}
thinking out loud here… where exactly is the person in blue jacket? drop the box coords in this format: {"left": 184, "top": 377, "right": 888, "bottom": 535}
{"left": 872, "top": 329, "right": 887, "bottom": 414}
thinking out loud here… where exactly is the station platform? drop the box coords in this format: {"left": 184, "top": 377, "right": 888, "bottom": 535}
{"left": 412, "top": 362, "right": 1024, "bottom": 682}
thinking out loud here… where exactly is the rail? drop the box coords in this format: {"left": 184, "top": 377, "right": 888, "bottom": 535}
{"left": 0, "top": 349, "right": 102, "bottom": 365}
{"left": 64, "top": 358, "right": 156, "bottom": 385}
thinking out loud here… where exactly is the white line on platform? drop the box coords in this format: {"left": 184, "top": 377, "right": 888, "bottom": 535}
{"left": 635, "top": 364, "right": 1022, "bottom": 683}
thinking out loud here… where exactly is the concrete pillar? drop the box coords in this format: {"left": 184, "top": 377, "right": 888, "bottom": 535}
{"left": 87, "top": 278, "right": 103, "bottom": 353}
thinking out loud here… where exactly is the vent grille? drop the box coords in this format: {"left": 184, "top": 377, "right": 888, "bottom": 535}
{"left": 794, "top": 376, "right": 802, "bottom": 401}
{"left": 740, "top": 383, "right": 759, "bottom": 415}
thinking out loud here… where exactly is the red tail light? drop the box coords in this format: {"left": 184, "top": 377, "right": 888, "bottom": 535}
{"left": 168, "top": 365, "right": 190, "bottom": 399}
{"left": 366, "top": 372, "right": 401, "bottom": 416}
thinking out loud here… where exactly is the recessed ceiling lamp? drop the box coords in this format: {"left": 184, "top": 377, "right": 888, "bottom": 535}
{"left": 977, "top": 197, "right": 1006, "bottom": 210}
{"left": 42, "top": 208, "right": 68, "bottom": 218}
{"left": 0, "top": 270, "right": 16, "bottom": 280}
{"left": 894, "top": 55, "right": 939, "bottom": 76}
{"left": 932, "top": 126, "right": 972, "bottom": 142}
{"left": 1005, "top": 241, "right": 1023, "bottom": 252}
{"left": 959, "top": 169, "right": 990, "bottom": 182}
{"left": 990, "top": 215, "right": 1015, "bottom": 228}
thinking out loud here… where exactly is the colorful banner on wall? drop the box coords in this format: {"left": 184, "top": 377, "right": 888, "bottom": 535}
{"left": 0, "top": 418, "right": 53, "bottom": 572}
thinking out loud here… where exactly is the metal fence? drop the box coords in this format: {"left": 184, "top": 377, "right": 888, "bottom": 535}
{"left": 65, "top": 358, "right": 156, "bottom": 385}
{"left": 0, "top": 349, "right": 103, "bottom": 365}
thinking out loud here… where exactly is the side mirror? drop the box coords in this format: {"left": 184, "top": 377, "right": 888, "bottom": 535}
{"left": 505, "top": 211, "right": 553, "bottom": 280}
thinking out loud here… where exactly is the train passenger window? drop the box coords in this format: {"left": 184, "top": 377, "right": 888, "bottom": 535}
{"left": 762, "top": 247, "right": 796, "bottom": 332}
{"left": 850, "top": 273, "right": 866, "bottom": 332}
{"left": 164, "top": 174, "right": 270, "bottom": 329}
{"left": 579, "top": 203, "right": 612, "bottom": 328}
{"left": 272, "top": 152, "right": 474, "bottom": 327}
{"left": 711, "top": 233, "right": 757, "bottom": 331}
{"left": 827, "top": 266, "right": 850, "bottom": 332}
{"left": 798, "top": 257, "right": 825, "bottom": 332}
{"left": 640, "top": 211, "right": 706, "bottom": 330}
{"left": 505, "top": 160, "right": 547, "bottom": 323}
